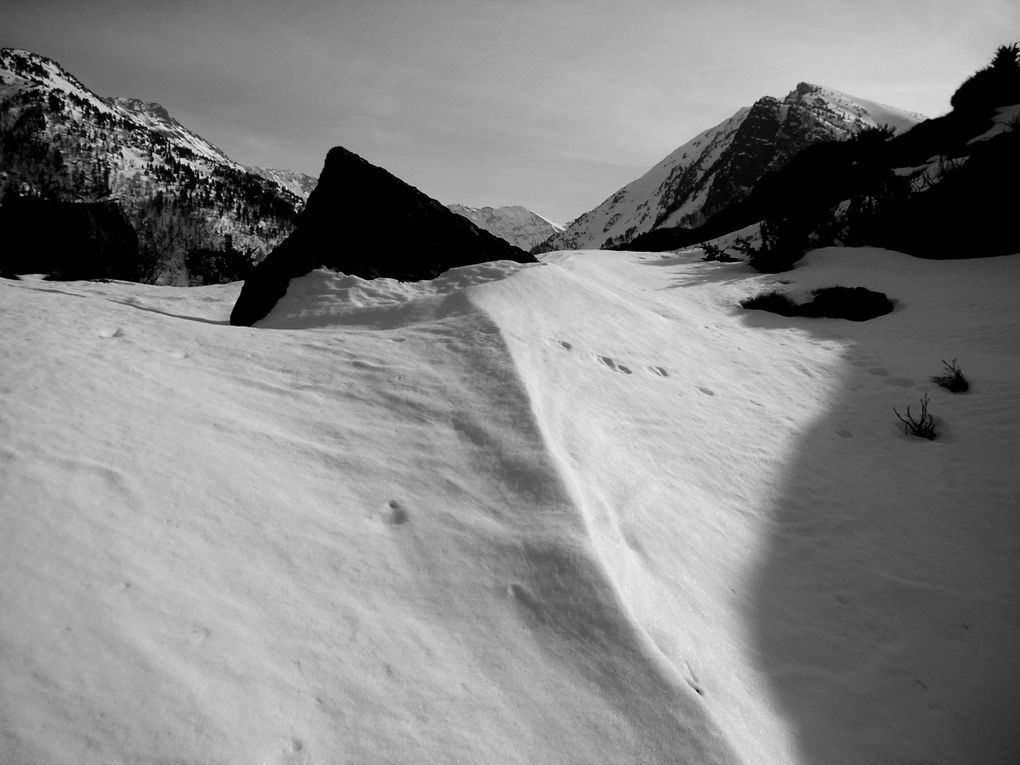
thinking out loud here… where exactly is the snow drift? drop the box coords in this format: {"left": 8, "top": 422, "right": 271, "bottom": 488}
{"left": 1, "top": 246, "right": 1017, "bottom": 764}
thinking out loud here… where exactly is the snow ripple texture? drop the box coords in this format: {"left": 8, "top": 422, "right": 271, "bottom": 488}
{"left": 1, "top": 247, "right": 1018, "bottom": 764}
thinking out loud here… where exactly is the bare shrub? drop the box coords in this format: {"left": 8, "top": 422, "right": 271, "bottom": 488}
{"left": 931, "top": 358, "right": 969, "bottom": 393}
{"left": 894, "top": 393, "right": 937, "bottom": 440}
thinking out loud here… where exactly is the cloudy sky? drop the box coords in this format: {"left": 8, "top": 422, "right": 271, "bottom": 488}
{"left": 3, "top": 0, "right": 1016, "bottom": 222}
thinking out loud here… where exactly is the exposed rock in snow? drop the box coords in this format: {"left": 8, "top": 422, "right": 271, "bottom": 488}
{"left": 230, "top": 146, "right": 535, "bottom": 325}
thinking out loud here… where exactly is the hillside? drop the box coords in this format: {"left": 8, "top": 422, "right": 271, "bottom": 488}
{"left": 626, "top": 46, "right": 1020, "bottom": 260}
{"left": 537, "top": 84, "right": 924, "bottom": 253}
{"left": 0, "top": 48, "right": 305, "bottom": 281}
{"left": 2, "top": 245, "right": 1018, "bottom": 763}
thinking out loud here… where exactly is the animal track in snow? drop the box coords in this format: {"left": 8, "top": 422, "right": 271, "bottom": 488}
{"left": 595, "top": 355, "right": 632, "bottom": 374}
{"left": 697, "top": 386, "right": 716, "bottom": 397}
{"left": 508, "top": 583, "right": 546, "bottom": 623}
{"left": 884, "top": 377, "right": 914, "bottom": 388}
{"left": 648, "top": 366, "right": 669, "bottom": 377}
{"left": 684, "top": 660, "right": 705, "bottom": 697}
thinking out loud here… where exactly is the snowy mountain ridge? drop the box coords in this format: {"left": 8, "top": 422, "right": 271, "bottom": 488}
{"left": 105, "top": 96, "right": 238, "bottom": 167}
{"left": 538, "top": 83, "right": 926, "bottom": 252}
{"left": 447, "top": 203, "right": 565, "bottom": 250}
{"left": 248, "top": 166, "right": 319, "bottom": 201}
{"left": 0, "top": 48, "right": 308, "bottom": 277}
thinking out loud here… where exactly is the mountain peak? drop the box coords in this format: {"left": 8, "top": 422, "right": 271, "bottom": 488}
{"left": 108, "top": 97, "right": 172, "bottom": 122}
{"left": 784, "top": 82, "right": 928, "bottom": 132}
{"left": 537, "top": 83, "right": 927, "bottom": 252}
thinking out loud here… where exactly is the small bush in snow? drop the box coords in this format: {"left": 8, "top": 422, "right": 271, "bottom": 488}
{"left": 745, "top": 217, "right": 811, "bottom": 273}
{"left": 700, "top": 241, "right": 740, "bottom": 262}
{"left": 739, "top": 290, "right": 799, "bottom": 316}
{"left": 931, "top": 358, "right": 969, "bottom": 393}
{"left": 894, "top": 393, "right": 937, "bottom": 440}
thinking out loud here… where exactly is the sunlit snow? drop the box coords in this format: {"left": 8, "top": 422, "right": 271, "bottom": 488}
{"left": 1, "top": 248, "right": 1018, "bottom": 764}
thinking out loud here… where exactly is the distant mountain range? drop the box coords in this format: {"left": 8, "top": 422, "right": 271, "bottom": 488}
{"left": 5, "top": 44, "right": 1013, "bottom": 284}
{"left": 536, "top": 83, "right": 925, "bottom": 252}
{"left": 0, "top": 47, "right": 551, "bottom": 282}
{"left": 446, "top": 204, "right": 563, "bottom": 251}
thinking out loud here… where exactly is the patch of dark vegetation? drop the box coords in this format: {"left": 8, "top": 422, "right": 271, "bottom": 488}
{"left": 699, "top": 241, "right": 740, "bottom": 262}
{"left": 0, "top": 195, "right": 141, "bottom": 281}
{"left": 931, "top": 358, "right": 969, "bottom": 393}
{"left": 798, "top": 286, "right": 895, "bottom": 321}
{"left": 741, "top": 285, "right": 893, "bottom": 321}
{"left": 185, "top": 235, "right": 253, "bottom": 285}
{"left": 739, "top": 290, "right": 799, "bottom": 316}
{"left": 894, "top": 393, "right": 937, "bottom": 440}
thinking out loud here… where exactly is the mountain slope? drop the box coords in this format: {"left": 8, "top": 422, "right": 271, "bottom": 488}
{"left": 0, "top": 48, "right": 305, "bottom": 280}
{"left": 249, "top": 166, "right": 318, "bottom": 200}
{"left": 537, "top": 84, "right": 924, "bottom": 252}
{"left": 447, "top": 203, "right": 564, "bottom": 250}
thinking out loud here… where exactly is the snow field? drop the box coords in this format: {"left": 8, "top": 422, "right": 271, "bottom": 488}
{"left": 1, "top": 246, "right": 1018, "bottom": 764}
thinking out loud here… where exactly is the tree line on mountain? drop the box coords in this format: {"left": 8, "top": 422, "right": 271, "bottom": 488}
{"left": 623, "top": 44, "right": 1020, "bottom": 270}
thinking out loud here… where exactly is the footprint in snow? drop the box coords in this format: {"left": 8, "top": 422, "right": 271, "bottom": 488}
{"left": 382, "top": 499, "right": 408, "bottom": 525}
{"left": 97, "top": 327, "right": 123, "bottom": 339}
{"left": 697, "top": 386, "right": 716, "bottom": 397}
{"left": 647, "top": 366, "right": 669, "bottom": 377}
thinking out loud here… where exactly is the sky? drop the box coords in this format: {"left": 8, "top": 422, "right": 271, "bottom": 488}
{"left": 2, "top": 0, "right": 1017, "bottom": 222}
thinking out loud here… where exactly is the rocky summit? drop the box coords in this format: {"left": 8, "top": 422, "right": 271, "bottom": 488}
{"left": 230, "top": 146, "right": 535, "bottom": 326}
{"left": 536, "top": 83, "right": 925, "bottom": 252}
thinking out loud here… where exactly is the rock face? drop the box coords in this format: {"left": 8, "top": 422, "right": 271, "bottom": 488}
{"left": 447, "top": 204, "right": 563, "bottom": 250}
{"left": 230, "top": 147, "right": 535, "bottom": 326}
{"left": 0, "top": 196, "right": 139, "bottom": 280}
{"left": 536, "top": 83, "right": 925, "bottom": 252}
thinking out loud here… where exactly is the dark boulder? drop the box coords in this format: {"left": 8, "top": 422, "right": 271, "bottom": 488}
{"left": 230, "top": 146, "right": 535, "bottom": 326}
{"left": 0, "top": 196, "right": 140, "bottom": 280}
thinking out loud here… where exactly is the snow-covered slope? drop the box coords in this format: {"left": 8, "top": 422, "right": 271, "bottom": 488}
{"left": 447, "top": 204, "right": 564, "bottom": 251}
{"left": 2, "top": 244, "right": 1017, "bottom": 763}
{"left": 539, "top": 84, "right": 926, "bottom": 252}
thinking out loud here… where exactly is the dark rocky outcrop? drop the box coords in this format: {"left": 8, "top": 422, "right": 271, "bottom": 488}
{"left": 0, "top": 196, "right": 140, "bottom": 280}
{"left": 230, "top": 146, "right": 535, "bottom": 326}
